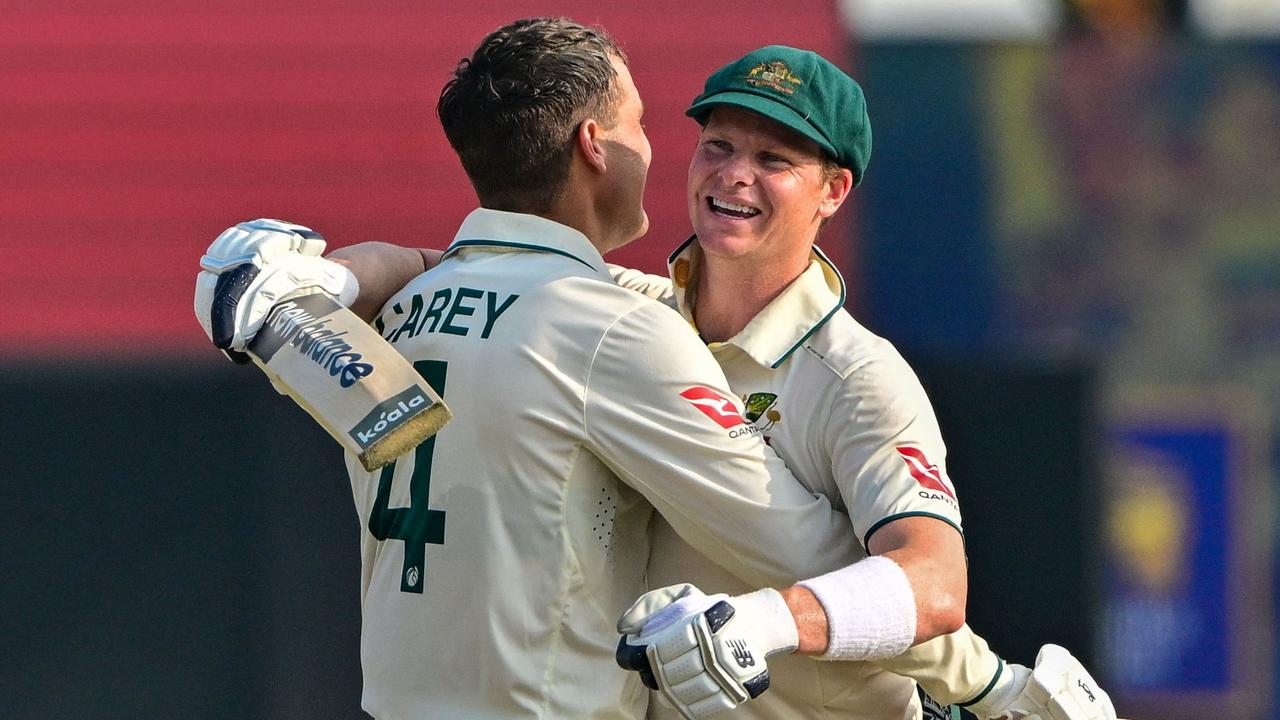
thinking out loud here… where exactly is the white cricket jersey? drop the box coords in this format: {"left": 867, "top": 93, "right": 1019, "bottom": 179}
{"left": 614, "top": 239, "right": 976, "bottom": 720}
{"left": 343, "top": 210, "right": 861, "bottom": 720}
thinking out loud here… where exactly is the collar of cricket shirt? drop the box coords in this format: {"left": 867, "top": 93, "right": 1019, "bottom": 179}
{"left": 666, "top": 236, "right": 847, "bottom": 369}
{"left": 443, "top": 208, "right": 607, "bottom": 276}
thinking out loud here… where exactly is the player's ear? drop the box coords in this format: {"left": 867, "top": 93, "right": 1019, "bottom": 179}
{"left": 818, "top": 167, "right": 854, "bottom": 219}
{"left": 576, "top": 118, "right": 608, "bottom": 174}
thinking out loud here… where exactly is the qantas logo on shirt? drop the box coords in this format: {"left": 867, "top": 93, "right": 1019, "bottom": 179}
{"left": 680, "top": 386, "right": 747, "bottom": 429}
{"left": 896, "top": 447, "right": 956, "bottom": 500}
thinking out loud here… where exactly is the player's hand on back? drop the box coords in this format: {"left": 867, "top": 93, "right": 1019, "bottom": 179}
{"left": 980, "top": 644, "right": 1119, "bottom": 720}
{"left": 194, "top": 218, "right": 358, "bottom": 361}
{"left": 615, "top": 583, "right": 798, "bottom": 720}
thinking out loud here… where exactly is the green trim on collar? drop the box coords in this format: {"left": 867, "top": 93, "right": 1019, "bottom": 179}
{"left": 768, "top": 244, "right": 846, "bottom": 369}
{"left": 667, "top": 235, "right": 698, "bottom": 265}
{"left": 958, "top": 657, "right": 1005, "bottom": 708}
{"left": 444, "top": 238, "right": 599, "bottom": 272}
{"left": 665, "top": 237, "right": 847, "bottom": 368}
{"left": 862, "top": 511, "right": 963, "bottom": 550}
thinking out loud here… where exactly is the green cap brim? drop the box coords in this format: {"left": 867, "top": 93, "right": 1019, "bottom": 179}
{"left": 686, "top": 91, "right": 839, "bottom": 162}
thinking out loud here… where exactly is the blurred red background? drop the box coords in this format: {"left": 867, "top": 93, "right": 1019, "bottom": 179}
{"left": 0, "top": 0, "right": 853, "bottom": 357}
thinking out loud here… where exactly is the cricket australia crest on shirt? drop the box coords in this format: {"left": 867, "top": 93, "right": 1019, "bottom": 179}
{"left": 742, "top": 392, "right": 782, "bottom": 432}
{"left": 896, "top": 446, "right": 957, "bottom": 506}
{"left": 680, "top": 386, "right": 748, "bottom": 431}
{"left": 745, "top": 60, "right": 802, "bottom": 95}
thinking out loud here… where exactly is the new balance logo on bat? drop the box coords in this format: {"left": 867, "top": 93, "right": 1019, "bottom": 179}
{"left": 895, "top": 446, "right": 956, "bottom": 500}
{"left": 680, "top": 386, "right": 747, "bottom": 429}
{"left": 258, "top": 296, "right": 374, "bottom": 388}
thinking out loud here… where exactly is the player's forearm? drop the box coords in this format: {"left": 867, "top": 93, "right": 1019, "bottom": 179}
{"left": 878, "top": 548, "right": 967, "bottom": 644}
{"left": 783, "top": 583, "right": 980, "bottom": 662}
{"left": 783, "top": 517, "right": 967, "bottom": 661}
{"left": 327, "top": 242, "right": 442, "bottom": 321}
{"left": 868, "top": 516, "right": 967, "bottom": 644}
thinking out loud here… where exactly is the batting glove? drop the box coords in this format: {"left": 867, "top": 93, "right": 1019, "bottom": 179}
{"left": 976, "top": 645, "right": 1118, "bottom": 720}
{"left": 615, "top": 583, "right": 798, "bottom": 720}
{"left": 193, "top": 219, "right": 358, "bottom": 360}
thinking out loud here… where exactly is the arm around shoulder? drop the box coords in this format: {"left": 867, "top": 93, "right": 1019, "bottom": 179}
{"left": 607, "top": 263, "right": 675, "bottom": 302}
{"left": 583, "top": 300, "right": 860, "bottom": 588}
{"left": 327, "top": 242, "right": 441, "bottom": 321}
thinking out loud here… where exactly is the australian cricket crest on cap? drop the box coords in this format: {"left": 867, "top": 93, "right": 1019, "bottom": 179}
{"left": 745, "top": 60, "right": 802, "bottom": 95}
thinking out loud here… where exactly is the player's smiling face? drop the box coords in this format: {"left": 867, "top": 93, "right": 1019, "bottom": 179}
{"left": 687, "top": 107, "right": 850, "bottom": 267}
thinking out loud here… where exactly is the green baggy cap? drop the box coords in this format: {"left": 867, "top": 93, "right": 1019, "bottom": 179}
{"left": 686, "top": 45, "right": 872, "bottom": 185}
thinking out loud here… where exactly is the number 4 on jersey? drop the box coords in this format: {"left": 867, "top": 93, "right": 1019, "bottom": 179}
{"left": 367, "top": 359, "right": 448, "bottom": 593}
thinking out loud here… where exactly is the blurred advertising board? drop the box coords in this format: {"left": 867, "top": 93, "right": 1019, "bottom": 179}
{"left": 1102, "top": 389, "right": 1272, "bottom": 718}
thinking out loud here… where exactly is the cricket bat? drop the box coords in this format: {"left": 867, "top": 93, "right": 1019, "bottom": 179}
{"left": 246, "top": 292, "right": 451, "bottom": 471}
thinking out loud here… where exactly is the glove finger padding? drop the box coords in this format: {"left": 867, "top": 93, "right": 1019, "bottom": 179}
{"left": 643, "top": 601, "right": 753, "bottom": 719}
{"left": 200, "top": 218, "right": 326, "bottom": 272}
{"left": 193, "top": 219, "right": 358, "bottom": 352}
{"left": 211, "top": 264, "right": 261, "bottom": 350}
{"left": 615, "top": 634, "right": 658, "bottom": 690}
{"left": 1022, "top": 644, "right": 1117, "bottom": 720}
{"left": 617, "top": 584, "right": 720, "bottom": 698}
{"left": 618, "top": 583, "right": 708, "bottom": 635}
{"left": 228, "top": 255, "right": 359, "bottom": 349}
{"left": 617, "top": 585, "right": 792, "bottom": 720}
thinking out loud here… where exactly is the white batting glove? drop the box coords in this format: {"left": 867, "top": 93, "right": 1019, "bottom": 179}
{"left": 193, "top": 218, "right": 359, "bottom": 357}
{"left": 615, "top": 583, "right": 798, "bottom": 720}
{"left": 975, "top": 645, "right": 1117, "bottom": 720}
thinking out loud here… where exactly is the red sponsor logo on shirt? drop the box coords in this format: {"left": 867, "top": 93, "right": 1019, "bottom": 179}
{"left": 896, "top": 446, "right": 956, "bottom": 500}
{"left": 680, "top": 386, "right": 747, "bottom": 429}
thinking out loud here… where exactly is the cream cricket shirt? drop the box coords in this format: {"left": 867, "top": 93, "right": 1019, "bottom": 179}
{"left": 343, "top": 210, "right": 861, "bottom": 720}
{"left": 615, "top": 240, "right": 978, "bottom": 720}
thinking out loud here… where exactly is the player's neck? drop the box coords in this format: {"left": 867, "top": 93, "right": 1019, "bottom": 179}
{"left": 693, "top": 252, "right": 807, "bottom": 343}
{"left": 543, "top": 153, "right": 654, "bottom": 256}
{"left": 541, "top": 204, "right": 613, "bottom": 255}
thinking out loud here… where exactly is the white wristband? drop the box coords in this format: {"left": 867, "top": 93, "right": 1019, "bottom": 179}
{"left": 797, "top": 555, "right": 916, "bottom": 661}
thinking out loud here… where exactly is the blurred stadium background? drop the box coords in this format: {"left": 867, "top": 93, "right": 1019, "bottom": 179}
{"left": 1, "top": 1, "right": 1275, "bottom": 717}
